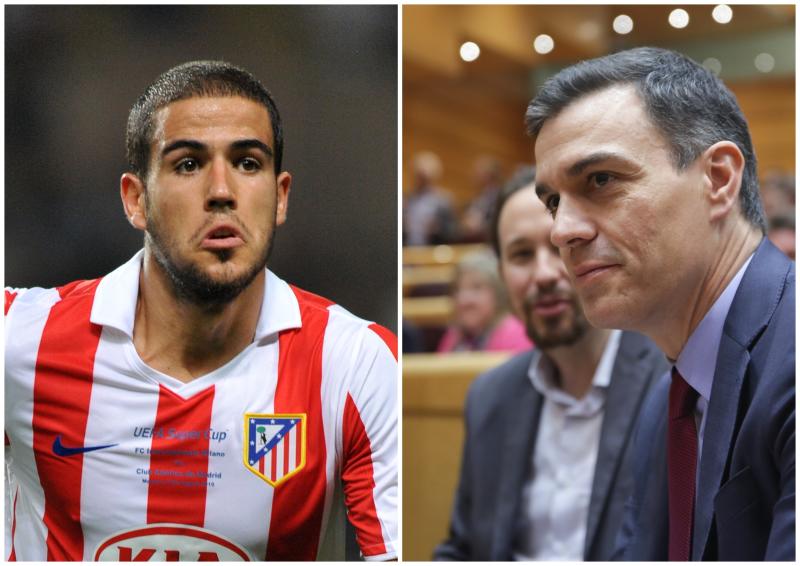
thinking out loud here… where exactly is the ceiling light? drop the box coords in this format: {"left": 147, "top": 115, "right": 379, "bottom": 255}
{"left": 578, "top": 21, "right": 602, "bottom": 41}
{"left": 712, "top": 5, "right": 733, "bottom": 24}
{"left": 754, "top": 53, "right": 775, "bottom": 73}
{"left": 669, "top": 9, "right": 690, "bottom": 29}
{"left": 613, "top": 14, "right": 634, "bottom": 35}
{"left": 460, "top": 41, "right": 480, "bottom": 62}
{"left": 533, "top": 34, "right": 554, "bottom": 55}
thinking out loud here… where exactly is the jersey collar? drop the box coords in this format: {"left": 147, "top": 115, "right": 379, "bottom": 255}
{"left": 90, "top": 249, "right": 302, "bottom": 340}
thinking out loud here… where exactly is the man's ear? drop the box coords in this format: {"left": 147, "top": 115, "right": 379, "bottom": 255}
{"left": 703, "top": 141, "right": 745, "bottom": 223}
{"left": 275, "top": 171, "right": 292, "bottom": 226}
{"left": 120, "top": 173, "right": 147, "bottom": 231}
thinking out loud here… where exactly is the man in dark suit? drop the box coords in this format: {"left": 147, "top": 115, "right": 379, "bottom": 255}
{"left": 526, "top": 47, "right": 794, "bottom": 560}
{"left": 434, "top": 169, "right": 667, "bottom": 560}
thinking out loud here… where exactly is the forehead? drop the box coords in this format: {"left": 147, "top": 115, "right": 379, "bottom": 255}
{"left": 152, "top": 96, "right": 273, "bottom": 146}
{"left": 534, "top": 84, "right": 671, "bottom": 181}
{"left": 498, "top": 186, "right": 552, "bottom": 245}
{"left": 459, "top": 268, "right": 491, "bottom": 285}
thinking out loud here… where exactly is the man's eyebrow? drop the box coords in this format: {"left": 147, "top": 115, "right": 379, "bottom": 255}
{"left": 161, "top": 139, "right": 206, "bottom": 157}
{"left": 566, "top": 151, "right": 632, "bottom": 177}
{"left": 535, "top": 151, "right": 637, "bottom": 199}
{"left": 231, "top": 139, "right": 273, "bottom": 158}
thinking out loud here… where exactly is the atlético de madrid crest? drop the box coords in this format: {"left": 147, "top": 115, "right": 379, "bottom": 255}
{"left": 243, "top": 413, "right": 306, "bottom": 487}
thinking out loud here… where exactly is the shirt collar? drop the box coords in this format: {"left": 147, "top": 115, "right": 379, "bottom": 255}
{"left": 675, "top": 253, "right": 753, "bottom": 401}
{"left": 90, "top": 250, "right": 302, "bottom": 340}
{"left": 528, "top": 329, "right": 622, "bottom": 401}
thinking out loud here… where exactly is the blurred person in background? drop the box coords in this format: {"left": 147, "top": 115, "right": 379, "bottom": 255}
{"left": 403, "top": 151, "right": 457, "bottom": 245}
{"left": 435, "top": 168, "right": 666, "bottom": 560}
{"left": 460, "top": 155, "right": 504, "bottom": 243}
{"left": 767, "top": 214, "right": 795, "bottom": 260}
{"left": 761, "top": 171, "right": 795, "bottom": 261}
{"left": 759, "top": 169, "right": 795, "bottom": 219}
{"left": 437, "top": 250, "right": 531, "bottom": 353}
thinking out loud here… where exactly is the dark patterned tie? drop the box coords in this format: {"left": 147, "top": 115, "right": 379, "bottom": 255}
{"left": 668, "top": 367, "right": 699, "bottom": 561}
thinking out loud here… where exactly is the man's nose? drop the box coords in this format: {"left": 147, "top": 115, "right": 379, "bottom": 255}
{"left": 533, "top": 247, "right": 561, "bottom": 287}
{"left": 550, "top": 196, "right": 595, "bottom": 250}
{"left": 205, "top": 157, "right": 236, "bottom": 211}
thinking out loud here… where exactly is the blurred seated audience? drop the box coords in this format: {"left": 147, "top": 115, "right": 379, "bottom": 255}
{"left": 460, "top": 155, "right": 504, "bottom": 243}
{"left": 404, "top": 151, "right": 457, "bottom": 246}
{"left": 767, "top": 213, "right": 795, "bottom": 260}
{"left": 760, "top": 169, "right": 794, "bottom": 218}
{"left": 402, "top": 318, "right": 425, "bottom": 354}
{"left": 437, "top": 251, "right": 532, "bottom": 353}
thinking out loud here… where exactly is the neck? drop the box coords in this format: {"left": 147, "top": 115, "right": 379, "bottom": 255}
{"left": 545, "top": 327, "right": 612, "bottom": 399}
{"left": 650, "top": 221, "right": 761, "bottom": 360}
{"left": 133, "top": 250, "right": 265, "bottom": 383}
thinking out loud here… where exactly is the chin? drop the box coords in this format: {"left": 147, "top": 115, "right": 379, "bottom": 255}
{"left": 583, "top": 300, "right": 632, "bottom": 331}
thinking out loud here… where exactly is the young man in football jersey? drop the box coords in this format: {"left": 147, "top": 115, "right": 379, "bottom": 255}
{"left": 5, "top": 61, "right": 397, "bottom": 561}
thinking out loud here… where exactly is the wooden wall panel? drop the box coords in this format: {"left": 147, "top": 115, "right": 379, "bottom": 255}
{"left": 403, "top": 353, "right": 511, "bottom": 561}
{"left": 403, "top": 77, "right": 794, "bottom": 213}
{"left": 403, "top": 78, "right": 533, "bottom": 209}
{"left": 729, "top": 78, "right": 795, "bottom": 175}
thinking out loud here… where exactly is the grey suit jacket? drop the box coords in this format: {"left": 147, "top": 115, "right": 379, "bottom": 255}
{"left": 434, "top": 331, "right": 667, "bottom": 561}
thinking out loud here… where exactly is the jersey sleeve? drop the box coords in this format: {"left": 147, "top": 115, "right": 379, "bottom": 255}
{"left": 5, "top": 288, "right": 27, "bottom": 316}
{"left": 340, "top": 324, "right": 398, "bottom": 561}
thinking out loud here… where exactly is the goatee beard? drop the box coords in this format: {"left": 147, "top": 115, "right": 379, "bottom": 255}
{"left": 146, "top": 217, "right": 275, "bottom": 310}
{"left": 523, "top": 296, "right": 589, "bottom": 350}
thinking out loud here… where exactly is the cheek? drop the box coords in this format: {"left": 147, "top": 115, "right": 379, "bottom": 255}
{"left": 478, "top": 289, "right": 497, "bottom": 313}
{"left": 608, "top": 193, "right": 664, "bottom": 265}
{"left": 502, "top": 265, "right": 529, "bottom": 300}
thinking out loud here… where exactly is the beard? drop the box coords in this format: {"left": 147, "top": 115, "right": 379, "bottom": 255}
{"left": 523, "top": 293, "right": 590, "bottom": 350}
{"left": 145, "top": 207, "right": 275, "bottom": 309}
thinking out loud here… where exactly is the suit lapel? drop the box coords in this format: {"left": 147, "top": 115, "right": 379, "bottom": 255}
{"left": 584, "top": 332, "right": 654, "bottom": 557}
{"left": 692, "top": 239, "right": 791, "bottom": 560}
{"left": 692, "top": 337, "right": 748, "bottom": 559}
{"left": 491, "top": 370, "right": 542, "bottom": 559}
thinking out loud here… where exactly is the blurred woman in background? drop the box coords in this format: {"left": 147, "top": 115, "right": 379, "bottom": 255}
{"left": 437, "top": 251, "right": 532, "bottom": 353}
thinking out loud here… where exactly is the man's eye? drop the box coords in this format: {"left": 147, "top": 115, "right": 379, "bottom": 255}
{"left": 589, "top": 172, "right": 614, "bottom": 187}
{"left": 513, "top": 250, "right": 534, "bottom": 263}
{"left": 238, "top": 158, "right": 261, "bottom": 172}
{"left": 176, "top": 158, "right": 199, "bottom": 173}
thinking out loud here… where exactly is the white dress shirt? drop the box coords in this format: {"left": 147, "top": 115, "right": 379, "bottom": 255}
{"left": 512, "top": 330, "right": 622, "bottom": 561}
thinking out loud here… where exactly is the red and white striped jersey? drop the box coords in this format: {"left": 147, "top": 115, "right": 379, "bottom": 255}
{"left": 5, "top": 251, "right": 398, "bottom": 561}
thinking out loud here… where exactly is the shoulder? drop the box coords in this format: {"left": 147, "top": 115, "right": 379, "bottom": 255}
{"left": 465, "top": 349, "right": 535, "bottom": 422}
{"left": 5, "top": 278, "right": 101, "bottom": 321}
{"left": 287, "top": 285, "right": 397, "bottom": 392}
{"left": 727, "top": 239, "right": 793, "bottom": 348}
{"left": 5, "top": 279, "right": 103, "bottom": 373}
{"left": 290, "top": 284, "right": 396, "bottom": 355}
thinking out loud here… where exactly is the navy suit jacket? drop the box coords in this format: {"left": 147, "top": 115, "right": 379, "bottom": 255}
{"left": 434, "top": 331, "right": 667, "bottom": 561}
{"left": 616, "top": 238, "right": 795, "bottom": 561}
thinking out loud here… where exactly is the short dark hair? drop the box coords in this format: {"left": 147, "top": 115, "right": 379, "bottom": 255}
{"left": 525, "top": 47, "right": 766, "bottom": 232}
{"left": 490, "top": 166, "right": 536, "bottom": 257}
{"left": 126, "top": 60, "right": 283, "bottom": 179}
